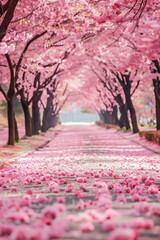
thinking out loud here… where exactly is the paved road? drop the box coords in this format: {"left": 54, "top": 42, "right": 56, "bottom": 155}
{"left": 0, "top": 125, "right": 160, "bottom": 240}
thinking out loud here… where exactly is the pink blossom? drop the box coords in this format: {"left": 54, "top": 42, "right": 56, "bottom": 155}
{"left": 0, "top": 223, "right": 14, "bottom": 235}
{"left": 131, "top": 217, "right": 154, "bottom": 229}
{"left": 107, "top": 182, "right": 114, "bottom": 190}
{"left": 68, "top": 215, "right": 76, "bottom": 222}
{"left": 137, "top": 202, "right": 150, "bottom": 213}
{"left": 49, "top": 219, "right": 68, "bottom": 238}
{"left": 145, "top": 179, "right": 154, "bottom": 186}
{"left": 74, "top": 191, "right": 86, "bottom": 198}
{"left": 65, "top": 184, "right": 73, "bottom": 193}
{"left": 116, "top": 195, "right": 126, "bottom": 204}
{"left": 0, "top": 42, "right": 8, "bottom": 54}
{"left": 97, "top": 194, "right": 112, "bottom": 210}
{"left": 80, "top": 222, "right": 95, "bottom": 232}
{"left": 79, "top": 184, "right": 86, "bottom": 190}
{"left": 26, "top": 189, "right": 33, "bottom": 195}
{"left": 148, "top": 185, "right": 158, "bottom": 194}
{"left": 52, "top": 203, "right": 66, "bottom": 213}
{"left": 113, "top": 174, "right": 121, "bottom": 179}
{"left": 108, "top": 228, "right": 139, "bottom": 240}
{"left": 132, "top": 193, "right": 144, "bottom": 202}
{"left": 56, "top": 196, "right": 65, "bottom": 203}
{"left": 75, "top": 177, "right": 87, "bottom": 183}
{"left": 6, "top": 211, "right": 30, "bottom": 223}
{"left": 11, "top": 187, "right": 18, "bottom": 192}
{"left": 42, "top": 206, "right": 57, "bottom": 219}
{"left": 149, "top": 205, "right": 160, "bottom": 216}
{"left": 10, "top": 225, "right": 49, "bottom": 240}
{"left": 105, "top": 209, "right": 118, "bottom": 219}
{"left": 114, "top": 185, "right": 123, "bottom": 193}
{"left": 51, "top": 188, "right": 59, "bottom": 193}
{"left": 102, "top": 221, "right": 117, "bottom": 231}
{"left": 8, "top": 44, "right": 15, "bottom": 53}
{"left": 77, "top": 199, "right": 85, "bottom": 209}
{"left": 87, "top": 210, "right": 99, "bottom": 220}
{"left": 141, "top": 175, "right": 147, "bottom": 182}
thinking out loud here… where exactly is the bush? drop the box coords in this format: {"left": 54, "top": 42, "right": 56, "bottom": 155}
{"left": 95, "top": 120, "right": 104, "bottom": 126}
{"left": 139, "top": 131, "right": 160, "bottom": 145}
{"left": 95, "top": 121, "right": 119, "bottom": 129}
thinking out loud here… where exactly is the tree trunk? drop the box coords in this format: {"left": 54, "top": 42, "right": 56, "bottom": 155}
{"left": 119, "top": 113, "right": 125, "bottom": 128}
{"left": 7, "top": 99, "right": 15, "bottom": 145}
{"left": 47, "top": 101, "right": 54, "bottom": 129}
{"left": 124, "top": 104, "right": 130, "bottom": 130}
{"left": 51, "top": 114, "right": 58, "bottom": 128}
{"left": 115, "top": 94, "right": 130, "bottom": 130}
{"left": 15, "top": 117, "right": 19, "bottom": 142}
{"left": 32, "top": 93, "right": 41, "bottom": 135}
{"left": 153, "top": 77, "right": 160, "bottom": 130}
{"left": 20, "top": 94, "right": 32, "bottom": 136}
{"left": 42, "top": 94, "right": 53, "bottom": 132}
{"left": 103, "top": 110, "right": 112, "bottom": 124}
{"left": 126, "top": 97, "right": 139, "bottom": 133}
{"left": 99, "top": 111, "right": 105, "bottom": 122}
{"left": 119, "top": 104, "right": 130, "bottom": 130}
{"left": 42, "top": 106, "right": 50, "bottom": 132}
{"left": 111, "top": 106, "right": 118, "bottom": 125}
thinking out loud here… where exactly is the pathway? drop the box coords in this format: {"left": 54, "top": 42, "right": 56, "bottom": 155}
{"left": 0, "top": 125, "right": 160, "bottom": 240}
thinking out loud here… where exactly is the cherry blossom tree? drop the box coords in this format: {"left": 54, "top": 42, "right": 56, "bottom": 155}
{"left": 0, "top": 0, "right": 160, "bottom": 143}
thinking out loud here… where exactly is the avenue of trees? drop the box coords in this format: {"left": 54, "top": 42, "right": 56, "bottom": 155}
{"left": 0, "top": 0, "right": 160, "bottom": 144}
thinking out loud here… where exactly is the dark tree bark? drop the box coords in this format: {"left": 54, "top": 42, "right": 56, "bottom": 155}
{"left": 41, "top": 90, "right": 54, "bottom": 132}
{"left": 125, "top": 93, "right": 139, "bottom": 133}
{"left": 20, "top": 93, "right": 32, "bottom": 136}
{"left": 115, "top": 94, "right": 130, "bottom": 130}
{"left": 47, "top": 101, "right": 54, "bottom": 129}
{"left": 5, "top": 53, "right": 17, "bottom": 145}
{"left": 32, "top": 92, "right": 42, "bottom": 135}
{"left": 51, "top": 114, "right": 59, "bottom": 128}
{"left": 0, "top": 0, "right": 19, "bottom": 41}
{"left": 153, "top": 77, "right": 160, "bottom": 130}
{"left": 111, "top": 106, "right": 118, "bottom": 125}
{"left": 100, "top": 110, "right": 111, "bottom": 124}
{"left": 113, "top": 72, "right": 139, "bottom": 133}
{"left": 152, "top": 60, "right": 160, "bottom": 130}
{"left": 15, "top": 117, "right": 19, "bottom": 142}
{"left": 119, "top": 104, "right": 130, "bottom": 130}
{"left": 99, "top": 110, "right": 105, "bottom": 122}
{"left": 7, "top": 97, "right": 15, "bottom": 145}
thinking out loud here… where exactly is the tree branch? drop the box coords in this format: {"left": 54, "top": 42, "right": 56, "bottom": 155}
{"left": 5, "top": 53, "right": 14, "bottom": 89}
{"left": 0, "top": 0, "right": 11, "bottom": 17}
{"left": 15, "top": 30, "right": 47, "bottom": 82}
{"left": 0, "top": 0, "right": 19, "bottom": 41}
{"left": 131, "top": 80, "right": 140, "bottom": 96}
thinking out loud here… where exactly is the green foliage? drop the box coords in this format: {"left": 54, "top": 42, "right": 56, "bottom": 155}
{"left": 39, "top": 132, "right": 45, "bottom": 135}
{"left": 123, "top": 128, "right": 132, "bottom": 132}
{"left": 22, "top": 135, "right": 38, "bottom": 140}
{"left": 15, "top": 140, "right": 34, "bottom": 149}
{"left": 139, "top": 131, "right": 160, "bottom": 145}
{"left": 140, "top": 123, "right": 156, "bottom": 128}
{"left": 15, "top": 140, "right": 26, "bottom": 146}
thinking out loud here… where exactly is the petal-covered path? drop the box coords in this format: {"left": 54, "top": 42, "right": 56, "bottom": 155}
{"left": 0, "top": 125, "right": 160, "bottom": 240}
